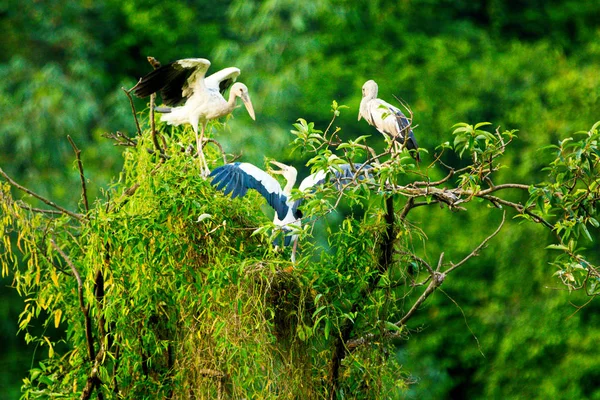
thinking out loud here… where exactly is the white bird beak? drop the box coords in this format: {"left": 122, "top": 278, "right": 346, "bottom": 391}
{"left": 358, "top": 111, "right": 362, "bottom": 121}
{"left": 269, "top": 160, "right": 287, "bottom": 174}
{"left": 241, "top": 92, "right": 256, "bottom": 120}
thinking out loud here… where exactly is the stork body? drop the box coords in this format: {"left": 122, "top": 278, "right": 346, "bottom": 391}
{"left": 358, "top": 80, "right": 420, "bottom": 162}
{"left": 209, "top": 161, "right": 372, "bottom": 261}
{"left": 133, "top": 58, "right": 255, "bottom": 175}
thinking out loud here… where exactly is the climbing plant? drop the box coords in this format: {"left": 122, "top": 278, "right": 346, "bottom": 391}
{"left": 1, "top": 97, "right": 599, "bottom": 399}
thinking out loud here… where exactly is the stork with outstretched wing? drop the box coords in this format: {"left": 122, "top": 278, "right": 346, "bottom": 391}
{"left": 133, "top": 58, "right": 256, "bottom": 175}
{"left": 209, "top": 161, "right": 372, "bottom": 261}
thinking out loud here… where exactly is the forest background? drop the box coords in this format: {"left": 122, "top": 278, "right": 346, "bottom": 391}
{"left": 1, "top": 0, "right": 600, "bottom": 398}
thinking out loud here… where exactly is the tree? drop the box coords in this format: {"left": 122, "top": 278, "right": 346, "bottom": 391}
{"left": 2, "top": 89, "right": 599, "bottom": 398}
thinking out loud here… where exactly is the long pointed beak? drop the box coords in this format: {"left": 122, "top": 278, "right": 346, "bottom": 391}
{"left": 241, "top": 93, "right": 256, "bottom": 120}
{"left": 269, "top": 160, "right": 287, "bottom": 174}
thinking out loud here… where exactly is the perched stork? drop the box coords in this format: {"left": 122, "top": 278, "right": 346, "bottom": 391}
{"left": 209, "top": 161, "right": 372, "bottom": 262}
{"left": 133, "top": 58, "right": 256, "bottom": 175}
{"left": 358, "top": 80, "right": 420, "bottom": 162}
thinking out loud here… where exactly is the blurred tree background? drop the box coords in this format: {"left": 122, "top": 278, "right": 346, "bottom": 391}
{"left": 1, "top": 0, "right": 599, "bottom": 398}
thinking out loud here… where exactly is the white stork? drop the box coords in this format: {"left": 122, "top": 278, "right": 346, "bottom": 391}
{"left": 358, "top": 80, "right": 420, "bottom": 162}
{"left": 209, "top": 161, "right": 372, "bottom": 262}
{"left": 133, "top": 58, "right": 256, "bottom": 175}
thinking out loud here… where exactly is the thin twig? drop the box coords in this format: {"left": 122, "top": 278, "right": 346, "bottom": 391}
{"left": 149, "top": 93, "right": 163, "bottom": 153}
{"left": 67, "top": 135, "right": 89, "bottom": 213}
{"left": 0, "top": 167, "right": 83, "bottom": 220}
{"left": 15, "top": 201, "right": 63, "bottom": 216}
{"left": 444, "top": 211, "right": 506, "bottom": 274}
{"left": 122, "top": 86, "right": 142, "bottom": 136}
{"left": 477, "top": 183, "right": 530, "bottom": 195}
{"left": 413, "top": 169, "right": 455, "bottom": 187}
{"left": 102, "top": 131, "right": 138, "bottom": 147}
{"left": 397, "top": 270, "right": 446, "bottom": 327}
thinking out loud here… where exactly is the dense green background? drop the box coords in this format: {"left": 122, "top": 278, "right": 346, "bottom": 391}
{"left": 1, "top": 0, "right": 599, "bottom": 398}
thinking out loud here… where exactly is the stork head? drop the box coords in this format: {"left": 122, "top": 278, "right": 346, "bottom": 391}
{"left": 361, "top": 80, "right": 378, "bottom": 99}
{"left": 231, "top": 82, "right": 256, "bottom": 121}
{"left": 270, "top": 160, "right": 298, "bottom": 192}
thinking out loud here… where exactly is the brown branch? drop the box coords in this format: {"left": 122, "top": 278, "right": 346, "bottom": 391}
{"left": 479, "top": 194, "right": 554, "bottom": 229}
{"left": 444, "top": 211, "right": 505, "bottom": 274}
{"left": 477, "top": 183, "right": 530, "bottom": 196}
{"left": 399, "top": 197, "right": 415, "bottom": 222}
{"left": 204, "top": 138, "right": 229, "bottom": 164}
{"left": 67, "top": 135, "right": 89, "bottom": 213}
{"left": 0, "top": 167, "right": 83, "bottom": 220}
{"left": 80, "top": 345, "right": 105, "bottom": 400}
{"left": 102, "top": 131, "right": 138, "bottom": 147}
{"left": 397, "top": 270, "right": 446, "bottom": 327}
{"left": 413, "top": 168, "right": 455, "bottom": 187}
{"left": 15, "top": 201, "right": 63, "bottom": 216}
{"left": 50, "top": 239, "right": 95, "bottom": 361}
{"left": 122, "top": 86, "right": 142, "bottom": 136}
{"left": 149, "top": 93, "right": 163, "bottom": 153}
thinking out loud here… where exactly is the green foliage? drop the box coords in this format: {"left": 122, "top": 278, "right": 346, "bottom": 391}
{"left": 526, "top": 122, "right": 600, "bottom": 294}
{"left": 3, "top": 0, "right": 600, "bottom": 398}
{"left": 3, "top": 88, "right": 600, "bottom": 398}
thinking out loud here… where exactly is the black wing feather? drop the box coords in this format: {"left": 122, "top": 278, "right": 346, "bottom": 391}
{"left": 393, "top": 110, "right": 420, "bottom": 161}
{"left": 209, "top": 164, "right": 289, "bottom": 220}
{"left": 133, "top": 61, "right": 193, "bottom": 106}
{"left": 219, "top": 78, "right": 235, "bottom": 94}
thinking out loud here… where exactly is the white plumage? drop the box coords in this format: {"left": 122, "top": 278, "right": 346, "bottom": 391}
{"left": 133, "top": 58, "right": 256, "bottom": 175}
{"left": 358, "top": 79, "right": 420, "bottom": 161}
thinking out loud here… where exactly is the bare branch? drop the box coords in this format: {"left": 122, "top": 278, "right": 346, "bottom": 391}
{"left": 477, "top": 183, "right": 531, "bottom": 195}
{"left": 102, "top": 131, "right": 138, "bottom": 147}
{"left": 15, "top": 201, "right": 63, "bottom": 216}
{"left": 0, "top": 167, "right": 83, "bottom": 220}
{"left": 149, "top": 93, "right": 163, "bottom": 154}
{"left": 67, "top": 135, "right": 89, "bottom": 213}
{"left": 397, "top": 271, "right": 446, "bottom": 327}
{"left": 399, "top": 197, "right": 414, "bottom": 222}
{"left": 444, "top": 211, "right": 506, "bottom": 274}
{"left": 122, "top": 86, "right": 142, "bottom": 136}
{"left": 413, "top": 169, "right": 455, "bottom": 187}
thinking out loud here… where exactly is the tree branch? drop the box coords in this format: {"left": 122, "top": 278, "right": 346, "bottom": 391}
{"left": 122, "top": 86, "right": 142, "bottom": 136}
{"left": 15, "top": 201, "right": 63, "bottom": 216}
{"left": 397, "top": 270, "right": 446, "bottom": 327}
{"left": 50, "top": 239, "right": 95, "bottom": 361}
{"left": 67, "top": 135, "right": 89, "bottom": 213}
{"left": 0, "top": 167, "right": 83, "bottom": 220}
{"left": 444, "top": 211, "right": 505, "bottom": 274}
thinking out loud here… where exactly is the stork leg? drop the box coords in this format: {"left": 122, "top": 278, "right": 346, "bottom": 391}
{"left": 195, "top": 122, "right": 210, "bottom": 177}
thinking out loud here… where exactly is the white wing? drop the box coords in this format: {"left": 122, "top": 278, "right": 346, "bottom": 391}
{"left": 205, "top": 67, "right": 241, "bottom": 93}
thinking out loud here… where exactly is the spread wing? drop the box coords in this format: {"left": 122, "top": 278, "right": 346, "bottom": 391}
{"left": 133, "top": 58, "right": 211, "bottom": 106}
{"left": 204, "top": 67, "right": 241, "bottom": 94}
{"left": 209, "top": 163, "right": 289, "bottom": 220}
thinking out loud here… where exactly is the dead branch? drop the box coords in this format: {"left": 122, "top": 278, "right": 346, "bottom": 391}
{"left": 102, "top": 131, "right": 138, "bottom": 147}
{"left": 122, "top": 86, "right": 142, "bottom": 136}
{"left": 444, "top": 211, "right": 506, "bottom": 274}
{"left": 397, "top": 270, "right": 446, "bottom": 327}
{"left": 67, "top": 135, "right": 89, "bottom": 213}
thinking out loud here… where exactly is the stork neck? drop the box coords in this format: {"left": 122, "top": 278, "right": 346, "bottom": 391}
{"left": 283, "top": 176, "right": 297, "bottom": 196}
{"left": 227, "top": 91, "right": 238, "bottom": 109}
